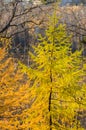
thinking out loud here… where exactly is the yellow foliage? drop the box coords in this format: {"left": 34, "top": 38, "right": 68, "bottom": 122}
{"left": 20, "top": 13, "right": 86, "bottom": 130}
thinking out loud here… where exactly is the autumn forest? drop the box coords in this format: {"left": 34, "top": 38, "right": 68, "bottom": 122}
{"left": 0, "top": 0, "right": 86, "bottom": 130}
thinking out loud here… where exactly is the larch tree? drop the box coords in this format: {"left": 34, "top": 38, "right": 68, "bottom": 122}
{"left": 20, "top": 13, "right": 86, "bottom": 130}
{"left": 0, "top": 37, "right": 31, "bottom": 130}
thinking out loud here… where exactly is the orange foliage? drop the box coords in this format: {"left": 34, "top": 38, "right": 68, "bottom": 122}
{"left": 0, "top": 38, "right": 30, "bottom": 130}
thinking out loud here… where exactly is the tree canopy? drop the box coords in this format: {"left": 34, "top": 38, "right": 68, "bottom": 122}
{"left": 20, "top": 13, "right": 86, "bottom": 130}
